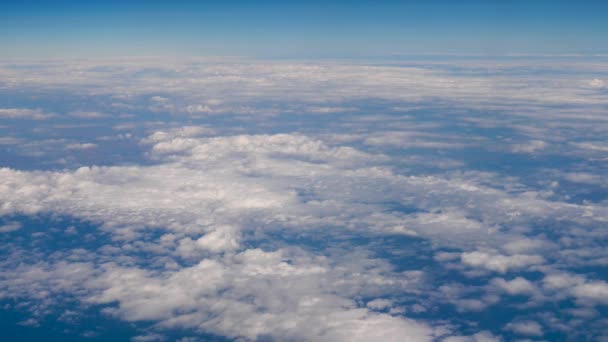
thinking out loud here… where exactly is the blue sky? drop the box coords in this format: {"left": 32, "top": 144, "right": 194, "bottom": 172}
{"left": 2, "top": 0, "right": 608, "bottom": 58}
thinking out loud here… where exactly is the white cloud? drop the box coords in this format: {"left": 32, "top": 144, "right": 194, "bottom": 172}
{"left": 66, "top": 143, "right": 97, "bottom": 150}
{"left": 442, "top": 331, "right": 502, "bottom": 342}
{"left": 69, "top": 111, "right": 110, "bottom": 119}
{"left": 6, "top": 126, "right": 591, "bottom": 337}
{"left": 131, "top": 333, "right": 166, "bottom": 342}
{"left": 588, "top": 78, "right": 605, "bottom": 89}
{"left": 0, "top": 248, "right": 436, "bottom": 341}
{"left": 0, "top": 108, "right": 54, "bottom": 120}
{"left": 511, "top": 140, "right": 547, "bottom": 153}
{"left": 0, "top": 221, "right": 22, "bottom": 233}
{"left": 461, "top": 251, "right": 544, "bottom": 273}
{"left": 571, "top": 282, "right": 608, "bottom": 304}
{"left": 0, "top": 132, "right": 448, "bottom": 340}
{"left": 366, "top": 298, "right": 393, "bottom": 311}
{"left": 542, "top": 272, "right": 608, "bottom": 306}
{"left": 542, "top": 273, "right": 585, "bottom": 290}
{"left": 489, "top": 277, "right": 537, "bottom": 295}
{"left": 563, "top": 172, "right": 604, "bottom": 185}
{"left": 2, "top": 55, "right": 608, "bottom": 340}
{"left": 504, "top": 320, "right": 543, "bottom": 337}
{"left": 306, "top": 106, "right": 355, "bottom": 114}
{"left": 17, "top": 318, "right": 40, "bottom": 327}
{"left": 502, "top": 238, "right": 556, "bottom": 255}
{"left": 3, "top": 58, "right": 608, "bottom": 120}
{"left": 571, "top": 141, "right": 608, "bottom": 152}
{"left": 0, "top": 137, "right": 21, "bottom": 145}
{"left": 0, "top": 129, "right": 604, "bottom": 329}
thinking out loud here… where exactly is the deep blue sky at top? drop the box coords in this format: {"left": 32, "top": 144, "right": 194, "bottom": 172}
{"left": 1, "top": 0, "right": 607, "bottom": 58}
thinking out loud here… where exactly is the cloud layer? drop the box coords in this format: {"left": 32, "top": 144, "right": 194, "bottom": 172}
{"left": 1, "top": 57, "right": 608, "bottom": 340}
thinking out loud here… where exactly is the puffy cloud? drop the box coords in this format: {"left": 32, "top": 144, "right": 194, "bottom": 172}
{"left": 489, "top": 277, "right": 537, "bottom": 295}
{"left": 571, "top": 282, "right": 608, "bottom": 304}
{"left": 502, "top": 238, "right": 556, "bottom": 255}
{"left": 542, "top": 273, "right": 585, "bottom": 290}
{"left": 461, "top": 251, "right": 544, "bottom": 273}
{"left": 3, "top": 56, "right": 608, "bottom": 339}
{"left": 2, "top": 131, "right": 601, "bottom": 253}
{"left": 4, "top": 128, "right": 587, "bottom": 338}
{"left": 563, "top": 172, "right": 605, "bottom": 185}
{"left": 0, "top": 132, "right": 447, "bottom": 340}
{"left": 543, "top": 272, "right": 608, "bottom": 306}
{"left": 0, "top": 248, "right": 436, "bottom": 341}
{"left": 366, "top": 298, "right": 394, "bottom": 311}
{"left": 504, "top": 320, "right": 543, "bottom": 337}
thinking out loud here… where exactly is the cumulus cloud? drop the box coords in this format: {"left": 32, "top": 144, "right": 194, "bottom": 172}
{"left": 563, "top": 172, "right": 604, "bottom": 185}
{"left": 461, "top": 251, "right": 544, "bottom": 273}
{"left": 504, "top": 320, "right": 543, "bottom": 337}
{"left": 543, "top": 272, "right": 608, "bottom": 306}
{"left": 2, "top": 57, "right": 608, "bottom": 340}
{"left": 502, "top": 238, "right": 556, "bottom": 255}
{"left": 0, "top": 132, "right": 448, "bottom": 341}
{"left": 0, "top": 248, "right": 436, "bottom": 341}
{"left": 489, "top": 277, "right": 537, "bottom": 295}
{"left": 1, "top": 126, "right": 607, "bottom": 339}
{"left": 366, "top": 298, "right": 394, "bottom": 311}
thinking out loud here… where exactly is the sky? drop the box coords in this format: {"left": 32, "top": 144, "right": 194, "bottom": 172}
{"left": 1, "top": 2, "right": 608, "bottom": 342}
{"left": 1, "top": 0, "right": 608, "bottom": 58}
